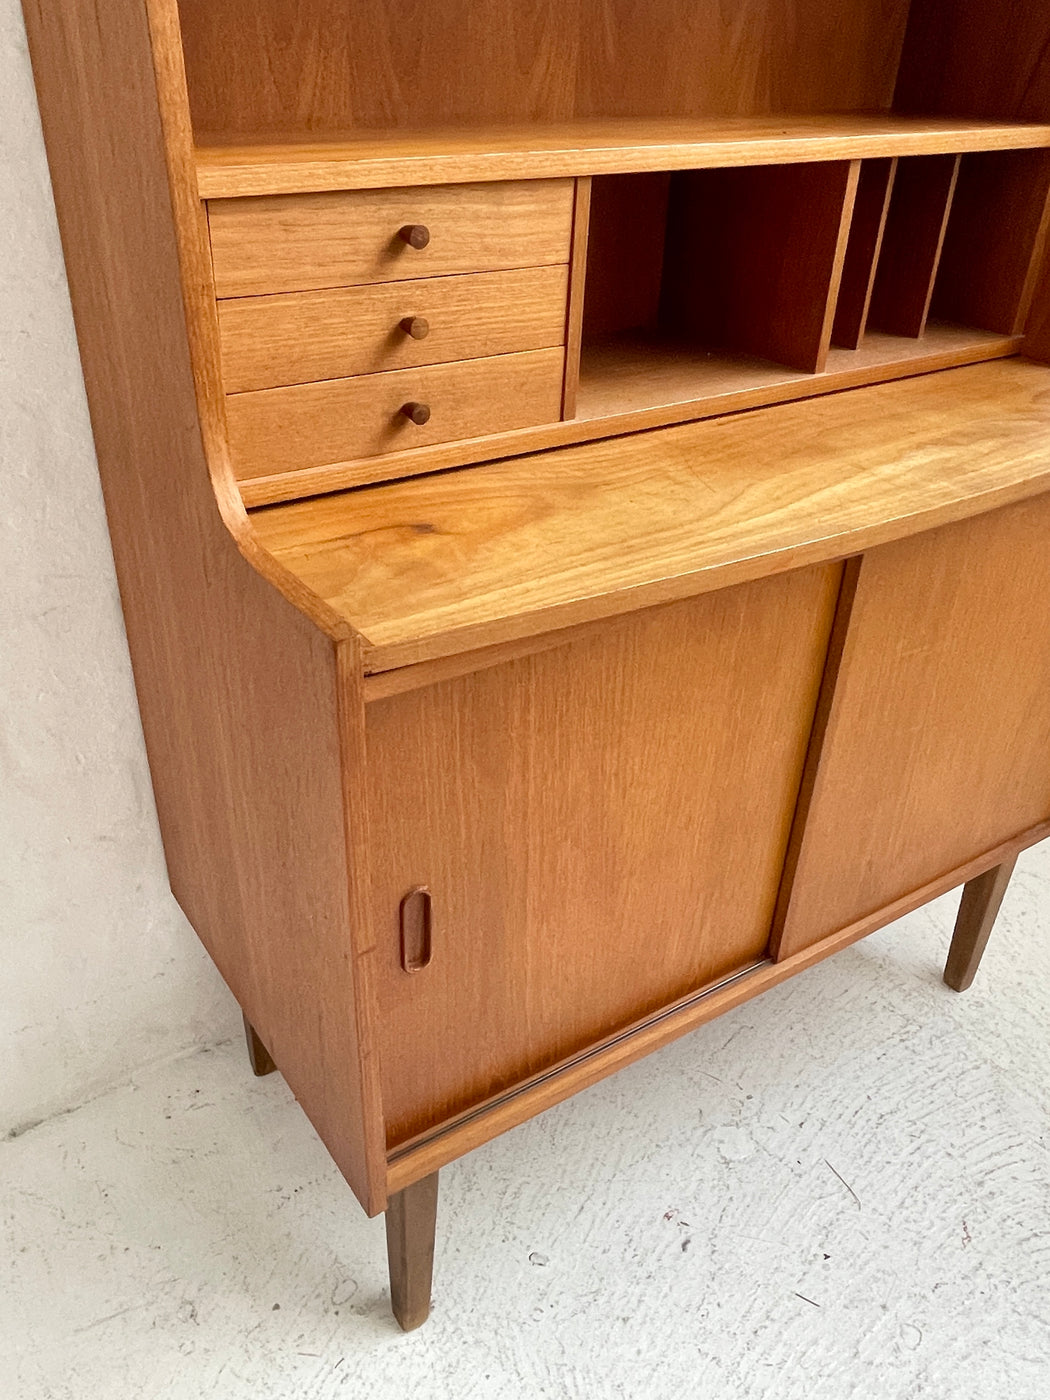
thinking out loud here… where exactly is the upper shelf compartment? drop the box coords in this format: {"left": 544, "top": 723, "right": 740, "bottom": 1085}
{"left": 193, "top": 116, "right": 1050, "bottom": 199}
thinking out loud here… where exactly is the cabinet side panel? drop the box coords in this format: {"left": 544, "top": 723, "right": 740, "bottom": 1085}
{"left": 367, "top": 567, "right": 841, "bottom": 1146}
{"left": 19, "top": 0, "right": 385, "bottom": 1212}
{"left": 777, "top": 492, "right": 1050, "bottom": 958}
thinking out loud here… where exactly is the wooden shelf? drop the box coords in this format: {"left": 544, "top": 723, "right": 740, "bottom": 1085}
{"left": 195, "top": 114, "right": 1050, "bottom": 198}
{"left": 576, "top": 323, "right": 1022, "bottom": 420}
{"left": 251, "top": 358, "right": 1050, "bottom": 673}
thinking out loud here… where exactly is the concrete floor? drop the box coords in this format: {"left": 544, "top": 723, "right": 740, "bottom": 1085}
{"left": 4, "top": 849, "right": 1049, "bottom": 1400}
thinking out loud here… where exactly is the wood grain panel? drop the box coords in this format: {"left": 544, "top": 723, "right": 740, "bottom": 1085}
{"left": 775, "top": 490, "right": 1050, "bottom": 958}
{"left": 386, "top": 816, "right": 1050, "bottom": 1189}
{"left": 208, "top": 179, "right": 575, "bottom": 297}
{"left": 932, "top": 150, "right": 1050, "bottom": 335}
{"left": 662, "top": 161, "right": 860, "bottom": 373}
{"left": 20, "top": 0, "right": 387, "bottom": 1212}
{"left": 180, "top": 0, "right": 580, "bottom": 135}
{"left": 177, "top": 1, "right": 911, "bottom": 138}
{"left": 218, "top": 265, "right": 569, "bottom": 393}
{"left": 868, "top": 154, "right": 960, "bottom": 338}
{"left": 367, "top": 566, "right": 842, "bottom": 1145}
{"left": 227, "top": 348, "right": 565, "bottom": 479}
{"left": 560, "top": 177, "right": 591, "bottom": 418}
{"left": 250, "top": 358, "right": 1050, "bottom": 671}
{"left": 240, "top": 324, "right": 1024, "bottom": 504}
{"left": 895, "top": 1, "right": 1050, "bottom": 124}
{"left": 582, "top": 173, "right": 671, "bottom": 337}
{"left": 832, "top": 158, "right": 897, "bottom": 348}
{"left": 195, "top": 116, "right": 1050, "bottom": 199}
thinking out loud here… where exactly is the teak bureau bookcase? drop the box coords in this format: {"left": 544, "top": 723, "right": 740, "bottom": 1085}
{"left": 22, "top": 0, "right": 1050, "bottom": 1330}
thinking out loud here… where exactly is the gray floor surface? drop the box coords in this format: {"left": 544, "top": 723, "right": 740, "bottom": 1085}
{"left": 4, "top": 845, "right": 1050, "bottom": 1400}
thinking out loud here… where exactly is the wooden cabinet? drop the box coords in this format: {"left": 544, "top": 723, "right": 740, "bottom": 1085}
{"left": 23, "top": 0, "right": 1050, "bottom": 1338}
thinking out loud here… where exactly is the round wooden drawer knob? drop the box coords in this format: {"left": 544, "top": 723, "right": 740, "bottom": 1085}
{"left": 398, "top": 223, "right": 431, "bottom": 249}
{"left": 400, "top": 316, "right": 431, "bottom": 340}
{"left": 400, "top": 401, "right": 431, "bottom": 426}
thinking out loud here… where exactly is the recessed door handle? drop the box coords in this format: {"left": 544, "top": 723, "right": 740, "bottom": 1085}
{"left": 400, "top": 887, "right": 433, "bottom": 973}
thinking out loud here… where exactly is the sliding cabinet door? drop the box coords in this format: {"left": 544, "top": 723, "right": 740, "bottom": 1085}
{"left": 777, "top": 491, "right": 1050, "bottom": 959}
{"left": 367, "top": 564, "right": 841, "bottom": 1146}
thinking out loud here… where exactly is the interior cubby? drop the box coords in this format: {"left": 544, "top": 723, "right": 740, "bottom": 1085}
{"left": 574, "top": 146, "right": 1050, "bottom": 430}
{"left": 578, "top": 162, "right": 858, "bottom": 413}
{"left": 843, "top": 149, "right": 1050, "bottom": 345}
{"left": 867, "top": 153, "right": 961, "bottom": 338}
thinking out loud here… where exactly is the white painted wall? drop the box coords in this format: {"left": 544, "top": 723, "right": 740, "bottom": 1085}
{"left": 0, "top": 0, "right": 236, "bottom": 1137}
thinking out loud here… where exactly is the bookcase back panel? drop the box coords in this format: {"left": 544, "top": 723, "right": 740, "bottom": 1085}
{"left": 896, "top": 2, "right": 1050, "bottom": 122}
{"left": 176, "top": 0, "right": 911, "bottom": 139}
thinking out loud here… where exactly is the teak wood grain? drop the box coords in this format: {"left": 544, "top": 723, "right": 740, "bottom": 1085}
{"left": 227, "top": 347, "right": 565, "bottom": 479}
{"left": 207, "top": 179, "right": 575, "bottom": 297}
{"left": 385, "top": 1174, "right": 439, "bottom": 1331}
{"left": 367, "top": 567, "right": 840, "bottom": 1145}
{"left": 24, "top": 0, "right": 1050, "bottom": 1338}
{"left": 239, "top": 324, "right": 1023, "bottom": 505}
{"left": 895, "top": 2, "right": 1050, "bottom": 125}
{"left": 190, "top": 116, "right": 1050, "bottom": 199}
{"left": 932, "top": 149, "right": 1050, "bottom": 336}
{"left": 560, "top": 176, "right": 591, "bottom": 418}
{"left": 386, "top": 816, "right": 1050, "bottom": 1191}
{"left": 217, "top": 265, "right": 569, "bottom": 393}
{"left": 868, "top": 153, "right": 961, "bottom": 338}
{"left": 774, "top": 490, "right": 1050, "bottom": 959}
{"left": 179, "top": 1, "right": 913, "bottom": 140}
{"left": 250, "top": 358, "right": 1050, "bottom": 671}
{"left": 662, "top": 160, "right": 859, "bottom": 373}
{"left": 20, "top": 0, "right": 387, "bottom": 1212}
{"left": 943, "top": 859, "right": 1018, "bottom": 993}
{"left": 832, "top": 157, "right": 898, "bottom": 349}
{"left": 581, "top": 172, "right": 672, "bottom": 338}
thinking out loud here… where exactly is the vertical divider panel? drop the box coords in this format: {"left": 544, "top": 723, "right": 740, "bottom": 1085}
{"left": 867, "top": 153, "right": 961, "bottom": 338}
{"left": 561, "top": 177, "right": 592, "bottom": 419}
{"left": 931, "top": 150, "right": 1050, "bottom": 336}
{"left": 662, "top": 160, "right": 860, "bottom": 375}
{"left": 832, "top": 158, "right": 899, "bottom": 349}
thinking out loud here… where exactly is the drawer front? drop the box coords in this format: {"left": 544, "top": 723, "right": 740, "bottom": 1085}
{"left": 227, "top": 347, "right": 566, "bottom": 479}
{"left": 208, "top": 179, "right": 575, "bottom": 297}
{"left": 218, "top": 266, "right": 570, "bottom": 393}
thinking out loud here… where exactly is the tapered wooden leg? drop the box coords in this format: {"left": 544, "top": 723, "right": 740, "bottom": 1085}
{"left": 242, "top": 1013, "right": 277, "bottom": 1076}
{"left": 944, "top": 856, "right": 1017, "bottom": 992}
{"left": 385, "top": 1171, "right": 439, "bottom": 1331}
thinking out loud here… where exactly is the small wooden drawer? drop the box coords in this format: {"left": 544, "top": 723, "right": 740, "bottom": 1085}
{"left": 226, "top": 347, "right": 566, "bottom": 480}
{"left": 218, "top": 266, "right": 570, "bottom": 393}
{"left": 208, "top": 179, "right": 575, "bottom": 297}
